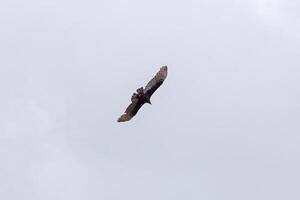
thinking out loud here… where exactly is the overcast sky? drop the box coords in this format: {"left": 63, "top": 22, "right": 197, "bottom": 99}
{"left": 1, "top": 0, "right": 300, "bottom": 199}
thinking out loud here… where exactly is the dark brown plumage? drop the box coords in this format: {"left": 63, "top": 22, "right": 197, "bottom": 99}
{"left": 117, "top": 66, "right": 168, "bottom": 122}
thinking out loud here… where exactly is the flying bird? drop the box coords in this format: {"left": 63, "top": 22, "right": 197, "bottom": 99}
{"left": 117, "top": 66, "right": 168, "bottom": 122}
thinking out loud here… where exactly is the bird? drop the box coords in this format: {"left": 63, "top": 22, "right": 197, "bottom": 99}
{"left": 117, "top": 66, "right": 168, "bottom": 122}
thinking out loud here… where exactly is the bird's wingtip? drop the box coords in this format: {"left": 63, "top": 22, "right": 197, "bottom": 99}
{"left": 160, "top": 66, "right": 168, "bottom": 77}
{"left": 117, "top": 114, "right": 131, "bottom": 122}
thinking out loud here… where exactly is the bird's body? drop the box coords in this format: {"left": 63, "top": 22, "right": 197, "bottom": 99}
{"left": 117, "top": 66, "right": 168, "bottom": 122}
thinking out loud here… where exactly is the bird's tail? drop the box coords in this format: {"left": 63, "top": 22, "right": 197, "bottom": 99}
{"left": 117, "top": 114, "right": 132, "bottom": 122}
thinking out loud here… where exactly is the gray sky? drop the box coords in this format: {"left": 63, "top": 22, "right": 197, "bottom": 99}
{"left": 1, "top": 0, "right": 300, "bottom": 199}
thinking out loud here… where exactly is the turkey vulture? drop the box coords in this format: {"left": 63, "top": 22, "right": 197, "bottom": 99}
{"left": 117, "top": 66, "right": 168, "bottom": 122}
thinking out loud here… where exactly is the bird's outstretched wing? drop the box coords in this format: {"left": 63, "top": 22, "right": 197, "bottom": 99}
{"left": 144, "top": 66, "right": 168, "bottom": 97}
{"left": 117, "top": 92, "right": 145, "bottom": 122}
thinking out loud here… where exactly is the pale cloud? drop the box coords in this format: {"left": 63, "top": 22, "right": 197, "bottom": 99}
{"left": 249, "top": 0, "right": 300, "bottom": 27}
{"left": 1, "top": 0, "right": 300, "bottom": 200}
